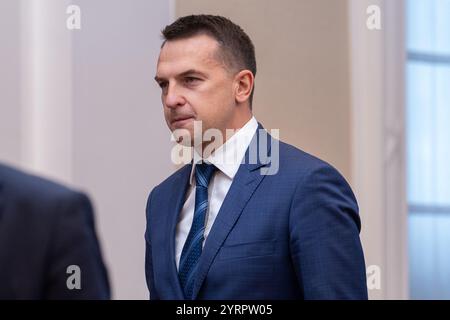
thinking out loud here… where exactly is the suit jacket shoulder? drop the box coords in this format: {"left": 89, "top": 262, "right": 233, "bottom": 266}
{"left": 0, "top": 163, "right": 82, "bottom": 207}
{"left": 0, "top": 163, "right": 110, "bottom": 299}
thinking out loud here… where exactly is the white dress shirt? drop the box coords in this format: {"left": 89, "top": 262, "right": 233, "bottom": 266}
{"left": 175, "top": 116, "right": 259, "bottom": 270}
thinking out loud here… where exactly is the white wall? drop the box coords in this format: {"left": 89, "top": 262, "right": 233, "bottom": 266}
{"left": 20, "top": 0, "right": 73, "bottom": 182}
{"left": 1, "top": 0, "right": 173, "bottom": 299}
{"left": 0, "top": 0, "right": 21, "bottom": 165}
{"left": 349, "top": 0, "right": 408, "bottom": 299}
{"left": 71, "top": 0, "right": 173, "bottom": 299}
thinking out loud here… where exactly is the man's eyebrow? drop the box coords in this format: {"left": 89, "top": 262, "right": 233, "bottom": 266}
{"left": 178, "top": 69, "right": 207, "bottom": 78}
{"left": 154, "top": 69, "right": 207, "bottom": 82}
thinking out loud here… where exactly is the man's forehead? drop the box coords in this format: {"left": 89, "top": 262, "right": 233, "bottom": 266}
{"left": 161, "top": 34, "right": 220, "bottom": 57}
{"left": 156, "top": 35, "right": 223, "bottom": 77}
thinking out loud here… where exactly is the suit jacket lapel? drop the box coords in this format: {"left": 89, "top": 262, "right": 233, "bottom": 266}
{"left": 165, "top": 164, "right": 191, "bottom": 299}
{"left": 192, "top": 125, "right": 273, "bottom": 299}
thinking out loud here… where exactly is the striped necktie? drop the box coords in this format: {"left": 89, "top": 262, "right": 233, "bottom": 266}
{"left": 178, "top": 162, "right": 216, "bottom": 299}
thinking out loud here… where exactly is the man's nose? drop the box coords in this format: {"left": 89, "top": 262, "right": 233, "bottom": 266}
{"left": 164, "top": 83, "right": 185, "bottom": 109}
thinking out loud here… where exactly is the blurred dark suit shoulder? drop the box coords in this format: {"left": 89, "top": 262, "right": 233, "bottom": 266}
{"left": 0, "top": 163, "right": 110, "bottom": 299}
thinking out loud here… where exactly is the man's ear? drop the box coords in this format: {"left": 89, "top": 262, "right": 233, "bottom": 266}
{"left": 234, "top": 70, "right": 254, "bottom": 104}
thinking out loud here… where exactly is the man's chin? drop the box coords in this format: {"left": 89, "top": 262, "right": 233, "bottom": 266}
{"left": 171, "top": 129, "right": 194, "bottom": 147}
{"left": 170, "top": 120, "right": 204, "bottom": 147}
{"left": 178, "top": 135, "right": 194, "bottom": 147}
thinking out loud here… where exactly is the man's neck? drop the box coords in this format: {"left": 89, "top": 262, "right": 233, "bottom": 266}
{"left": 197, "top": 114, "right": 254, "bottom": 159}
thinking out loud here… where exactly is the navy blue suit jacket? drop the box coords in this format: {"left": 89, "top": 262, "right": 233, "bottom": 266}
{"left": 145, "top": 127, "right": 368, "bottom": 299}
{"left": 0, "top": 163, "right": 110, "bottom": 299}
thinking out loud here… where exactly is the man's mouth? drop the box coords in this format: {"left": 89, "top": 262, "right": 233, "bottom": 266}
{"left": 171, "top": 116, "right": 195, "bottom": 128}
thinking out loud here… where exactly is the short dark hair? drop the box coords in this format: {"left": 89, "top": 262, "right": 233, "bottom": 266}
{"left": 161, "top": 14, "right": 256, "bottom": 107}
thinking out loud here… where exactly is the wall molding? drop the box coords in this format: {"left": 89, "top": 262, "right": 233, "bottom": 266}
{"left": 348, "top": 0, "right": 408, "bottom": 299}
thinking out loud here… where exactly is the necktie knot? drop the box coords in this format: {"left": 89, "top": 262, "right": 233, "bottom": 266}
{"left": 195, "top": 163, "right": 216, "bottom": 188}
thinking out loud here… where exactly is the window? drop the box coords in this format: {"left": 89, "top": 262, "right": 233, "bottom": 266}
{"left": 407, "top": 0, "right": 450, "bottom": 299}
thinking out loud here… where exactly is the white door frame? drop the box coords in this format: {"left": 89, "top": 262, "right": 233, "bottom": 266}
{"left": 348, "top": 0, "right": 408, "bottom": 299}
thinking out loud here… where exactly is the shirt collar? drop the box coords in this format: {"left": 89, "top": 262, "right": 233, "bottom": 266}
{"left": 189, "top": 116, "right": 259, "bottom": 185}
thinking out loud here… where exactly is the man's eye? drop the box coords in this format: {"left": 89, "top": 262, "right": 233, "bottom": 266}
{"left": 184, "top": 77, "right": 200, "bottom": 85}
{"left": 158, "top": 82, "right": 168, "bottom": 89}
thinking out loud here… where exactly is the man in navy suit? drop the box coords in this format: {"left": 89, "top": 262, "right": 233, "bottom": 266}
{"left": 145, "top": 14, "right": 368, "bottom": 300}
{"left": 0, "top": 163, "right": 110, "bottom": 299}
